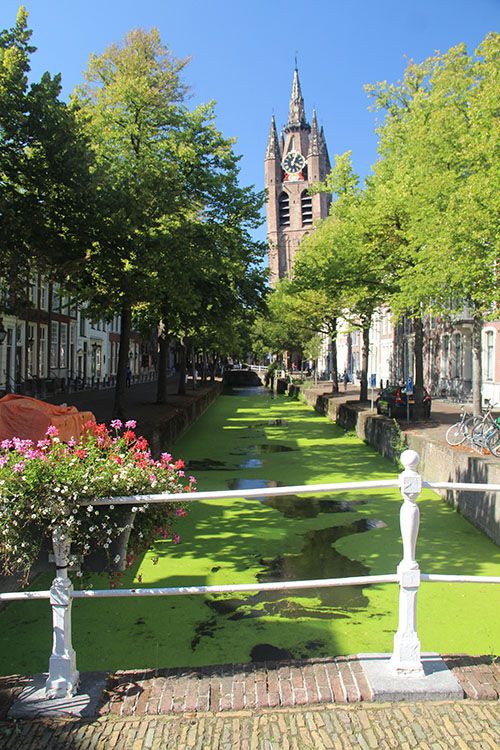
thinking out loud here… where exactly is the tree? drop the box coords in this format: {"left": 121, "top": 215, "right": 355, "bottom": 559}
{"left": 368, "top": 34, "right": 500, "bottom": 413}
{"left": 294, "top": 153, "right": 395, "bottom": 399}
{"left": 0, "top": 6, "right": 96, "bottom": 299}
{"left": 73, "top": 28, "right": 265, "bottom": 414}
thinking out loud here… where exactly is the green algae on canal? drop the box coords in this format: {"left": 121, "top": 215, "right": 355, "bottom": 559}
{"left": 0, "top": 389, "right": 499, "bottom": 675}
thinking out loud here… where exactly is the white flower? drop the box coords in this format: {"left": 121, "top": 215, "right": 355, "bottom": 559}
{"left": 113, "top": 555, "right": 121, "bottom": 564}
{"left": 87, "top": 505, "right": 93, "bottom": 512}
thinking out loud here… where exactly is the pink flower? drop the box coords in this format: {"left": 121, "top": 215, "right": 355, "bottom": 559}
{"left": 46, "top": 425, "right": 59, "bottom": 437}
{"left": 161, "top": 452, "right": 172, "bottom": 463}
{"left": 0, "top": 456, "right": 8, "bottom": 467}
{"left": 174, "top": 507, "right": 187, "bottom": 517}
{"left": 24, "top": 449, "right": 40, "bottom": 460}
{"left": 125, "top": 420, "right": 137, "bottom": 429}
{"left": 13, "top": 461, "right": 26, "bottom": 473}
{"left": 188, "top": 476, "right": 197, "bottom": 484}
{"left": 110, "top": 419, "right": 123, "bottom": 430}
{"left": 172, "top": 533, "right": 181, "bottom": 544}
{"left": 177, "top": 470, "right": 185, "bottom": 477}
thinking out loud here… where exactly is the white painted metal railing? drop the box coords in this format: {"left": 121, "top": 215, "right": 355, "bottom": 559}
{"left": 1, "top": 449, "right": 499, "bottom": 699}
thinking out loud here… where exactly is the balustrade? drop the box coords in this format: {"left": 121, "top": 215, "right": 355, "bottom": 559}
{"left": 0, "top": 451, "right": 499, "bottom": 699}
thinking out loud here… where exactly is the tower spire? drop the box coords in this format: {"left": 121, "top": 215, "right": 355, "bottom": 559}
{"left": 309, "top": 109, "right": 320, "bottom": 156}
{"left": 286, "top": 67, "right": 308, "bottom": 130}
{"left": 265, "top": 115, "right": 281, "bottom": 159}
{"left": 319, "top": 125, "right": 331, "bottom": 169}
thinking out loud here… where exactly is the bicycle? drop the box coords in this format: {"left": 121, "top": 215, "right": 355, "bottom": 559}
{"left": 472, "top": 402, "right": 500, "bottom": 457}
{"left": 445, "top": 405, "right": 477, "bottom": 446}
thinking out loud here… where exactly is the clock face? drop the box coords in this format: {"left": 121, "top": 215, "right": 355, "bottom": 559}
{"left": 282, "top": 150, "right": 306, "bottom": 175}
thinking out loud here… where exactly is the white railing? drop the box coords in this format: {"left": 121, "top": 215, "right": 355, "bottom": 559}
{"left": 1, "top": 449, "right": 499, "bottom": 699}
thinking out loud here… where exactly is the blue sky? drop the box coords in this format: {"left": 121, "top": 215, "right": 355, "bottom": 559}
{"left": 1, "top": 1, "right": 498, "bottom": 240}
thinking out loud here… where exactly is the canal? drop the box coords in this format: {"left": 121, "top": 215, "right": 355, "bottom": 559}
{"left": 0, "top": 387, "right": 499, "bottom": 674}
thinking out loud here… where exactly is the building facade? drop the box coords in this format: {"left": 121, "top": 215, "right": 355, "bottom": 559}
{"left": 265, "top": 68, "right": 331, "bottom": 284}
{"left": 0, "top": 274, "right": 157, "bottom": 396}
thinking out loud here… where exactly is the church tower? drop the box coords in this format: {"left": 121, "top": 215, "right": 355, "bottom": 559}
{"left": 265, "top": 68, "right": 331, "bottom": 285}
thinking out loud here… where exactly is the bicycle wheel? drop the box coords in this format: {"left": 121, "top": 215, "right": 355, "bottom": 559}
{"left": 446, "top": 422, "right": 466, "bottom": 446}
{"left": 487, "top": 429, "right": 500, "bottom": 457}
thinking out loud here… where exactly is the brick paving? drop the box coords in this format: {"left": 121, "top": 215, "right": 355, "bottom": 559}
{"left": 96, "top": 655, "right": 498, "bottom": 718}
{"left": 0, "top": 700, "right": 499, "bottom": 750}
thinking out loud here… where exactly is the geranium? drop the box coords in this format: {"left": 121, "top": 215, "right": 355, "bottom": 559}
{"left": 0, "top": 420, "right": 192, "bottom": 582}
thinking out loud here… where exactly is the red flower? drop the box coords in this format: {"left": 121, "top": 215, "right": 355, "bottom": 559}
{"left": 174, "top": 459, "right": 185, "bottom": 469}
{"left": 123, "top": 430, "right": 136, "bottom": 443}
{"left": 134, "top": 437, "right": 149, "bottom": 452}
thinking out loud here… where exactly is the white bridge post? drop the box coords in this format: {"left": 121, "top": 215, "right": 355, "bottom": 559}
{"left": 45, "top": 526, "right": 79, "bottom": 698}
{"left": 390, "top": 449, "right": 424, "bottom": 675}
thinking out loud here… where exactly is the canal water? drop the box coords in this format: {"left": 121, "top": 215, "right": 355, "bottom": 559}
{"left": 1, "top": 386, "right": 498, "bottom": 675}
{"left": 156, "top": 386, "right": 398, "bottom": 665}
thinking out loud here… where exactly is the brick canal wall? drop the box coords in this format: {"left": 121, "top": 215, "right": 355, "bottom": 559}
{"left": 301, "top": 387, "right": 500, "bottom": 546}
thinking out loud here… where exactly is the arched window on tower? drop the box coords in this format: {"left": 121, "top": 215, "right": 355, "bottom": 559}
{"left": 301, "top": 190, "right": 313, "bottom": 226}
{"left": 278, "top": 191, "right": 290, "bottom": 227}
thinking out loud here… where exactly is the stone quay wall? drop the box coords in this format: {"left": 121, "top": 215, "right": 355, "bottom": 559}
{"left": 301, "top": 387, "right": 500, "bottom": 546}
{"left": 147, "top": 383, "right": 223, "bottom": 455}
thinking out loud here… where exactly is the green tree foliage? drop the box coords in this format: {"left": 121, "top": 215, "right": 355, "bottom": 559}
{"left": 368, "top": 34, "right": 499, "bottom": 412}
{"left": 0, "top": 6, "right": 95, "bottom": 301}
{"left": 72, "top": 27, "right": 265, "bottom": 413}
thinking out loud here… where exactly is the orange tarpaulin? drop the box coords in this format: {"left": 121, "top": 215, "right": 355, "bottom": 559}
{"left": 0, "top": 394, "right": 95, "bottom": 443}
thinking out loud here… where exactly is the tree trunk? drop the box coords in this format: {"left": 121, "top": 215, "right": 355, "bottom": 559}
{"left": 191, "top": 346, "right": 197, "bottom": 390}
{"left": 472, "top": 314, "right": 482, "bottom": 416}
{"left": 360, "top": 321, "right": 370, "bottom": 402}
{"left": 112, "top": 305, "right": 132, "bottom": 419}
{"left": 177, "top": 340, "right": 186, "bottom": 395}
{"left": 330, "top": 321, "right": 339, "bottom": 393}
{"left": 413, "top": 313, "right": 426, "bottom": 420}
{"left": 156, "top": 318, "right": 169, "bottom": 404}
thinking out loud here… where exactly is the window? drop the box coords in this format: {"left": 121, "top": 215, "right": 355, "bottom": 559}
{"left": 60, "top": 323, "right": 68, "bottom": 369}
{"left": 301, "top": 191, "right": 313, "bottom": 226}
{"left": 38, "top": 326, "right": 47, "bottom": 377}
{"left": 40, "top": 281, "right": 48, "bottom": 311}
{"left": 452, "top": 333, "right": 462, "bottom": 378}
{"left": 27, "top": 325, "right": 35, "bottom": 377}
{"left": 79, "top": 313, "right": 86, "bottom": 337}
{"left": 50, "top": 322, "right": 59, "bottom": 368}
{"left": 51, "top": 284, "right": 61, "bottom": 313}
{"left": 278, "top": 192, "right": 290, "bottom": 227}
{"left": 485, "top": 331, "right": 495, "bottom": 381}
{"left": 442, "top": 335, "right": 450, "bottom": 376}
{"left": 28, "top": 274, "right": 37, "bottom": 306}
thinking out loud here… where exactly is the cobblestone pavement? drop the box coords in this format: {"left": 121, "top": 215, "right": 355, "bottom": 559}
{"left": 0, "top": 701, "right": 499, "bottom": 750}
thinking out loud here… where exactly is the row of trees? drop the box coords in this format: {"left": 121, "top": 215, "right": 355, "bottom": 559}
{"left": 1, "top": 7, "right": 266, "bottom": 416}
{"left": 256, "top": 33, "right": 499, "bottom": 415}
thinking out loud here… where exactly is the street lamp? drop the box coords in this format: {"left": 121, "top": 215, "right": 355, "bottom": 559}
{"left": 0, "top": 317, "right": 6, "bottom": 345}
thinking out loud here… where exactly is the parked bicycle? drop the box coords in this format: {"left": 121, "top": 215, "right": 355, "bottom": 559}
{"left": 472, "top": 402, "right": 500, "bottom": 457}
{"left": 445, "top": 405, "right": 477, "bottom": 446}
{"left": 445, "top": 402, "right": 500, "bottom": 457}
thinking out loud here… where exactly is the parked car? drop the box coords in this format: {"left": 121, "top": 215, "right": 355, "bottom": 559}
{"left": 375, "top": 385, "right": 432, "bottom": 419}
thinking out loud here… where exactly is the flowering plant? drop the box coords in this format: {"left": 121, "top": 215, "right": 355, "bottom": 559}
{"left": 0, "top": 419, "right": 194, "bottom": 582}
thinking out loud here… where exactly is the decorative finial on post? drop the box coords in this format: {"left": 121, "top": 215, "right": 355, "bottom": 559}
{"left": 390, "top": 450, "right": 424, "bottom": 675}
